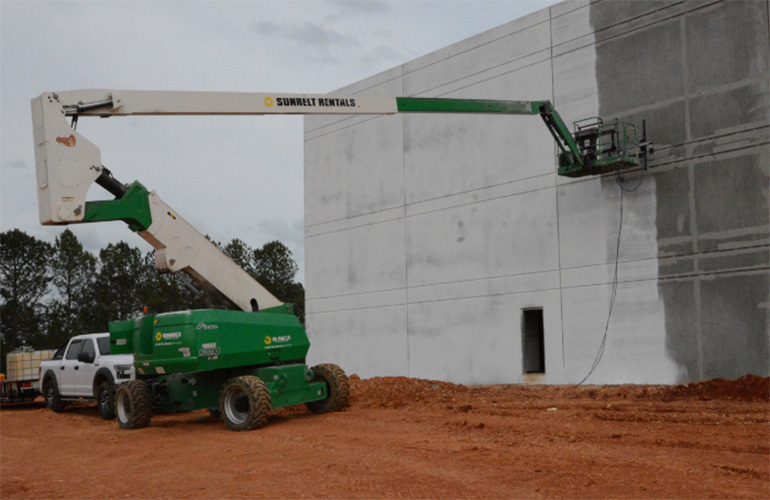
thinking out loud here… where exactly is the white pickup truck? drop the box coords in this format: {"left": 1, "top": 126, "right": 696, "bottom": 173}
{"left": 39, "top": 333, "right": 135, "bottom": 419}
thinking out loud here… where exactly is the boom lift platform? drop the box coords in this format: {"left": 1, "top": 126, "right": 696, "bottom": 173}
{"left": 31, "top": 90, "right": 651, "bottom": 431}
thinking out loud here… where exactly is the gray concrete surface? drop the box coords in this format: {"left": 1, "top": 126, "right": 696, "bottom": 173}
{"left": 304, "top": 0, "right": 769, "bottom": 384}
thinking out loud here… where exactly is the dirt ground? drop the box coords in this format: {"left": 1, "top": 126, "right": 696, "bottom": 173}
{"left": 1, "top": 375, "right": 768, "bottom": 499}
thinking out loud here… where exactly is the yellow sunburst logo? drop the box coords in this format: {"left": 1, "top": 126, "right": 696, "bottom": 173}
{"left": 264, "top": 335, "right": 272, "bottom": 345}
{"left": 155, "top": 331, "right": 162, "bottom": 341}
{"left": 264, "top": 96, "right": 274, "bottom": 107}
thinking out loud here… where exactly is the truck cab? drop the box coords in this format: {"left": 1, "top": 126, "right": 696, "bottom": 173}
{"left": 39, "top": 333, "right": 134, "bottom": 419}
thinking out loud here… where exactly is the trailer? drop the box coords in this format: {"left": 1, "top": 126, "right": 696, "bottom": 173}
{"left": 1, "top": 347, "right": 56, "bottom": 403}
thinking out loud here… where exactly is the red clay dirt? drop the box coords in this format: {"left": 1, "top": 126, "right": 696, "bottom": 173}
{"left": 1, "top": 375, "right": 768, "bottom": 499}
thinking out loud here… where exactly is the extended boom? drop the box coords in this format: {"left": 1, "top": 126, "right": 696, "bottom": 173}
{"left": 32, "top": 89, "right": 649, "bottom": 311}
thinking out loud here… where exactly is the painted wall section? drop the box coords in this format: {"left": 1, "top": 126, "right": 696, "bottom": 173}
{"left": 304, "top": 0, "right": 769, "bottom": 385}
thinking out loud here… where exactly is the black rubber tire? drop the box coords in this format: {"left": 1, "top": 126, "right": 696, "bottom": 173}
{"left": 208, "top": 407, "right": 221, "bottom": 419}
{"left": 43, "top": 378, "right": 66, "bottom": 413}
{"left": 115, "top": 380, "right": 152, "bottom": 430}
{"left": 97, "top": 381, "right": 116, "bottom": 420}
{"left": 305, "top": 363, "right": 349, "bottom": 414}
{"left": 219, "top": 376, "right": 271, "bottom": 431}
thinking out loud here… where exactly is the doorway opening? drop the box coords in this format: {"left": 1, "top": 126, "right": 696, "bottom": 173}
{"left": 522, "top": 308, "right": 545, "bottom": 374}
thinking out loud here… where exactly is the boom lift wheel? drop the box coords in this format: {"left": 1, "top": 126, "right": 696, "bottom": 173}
{"left": 219, "top": 375, "right": 271, "bottom": 431}
{"left": 115, "top": 380, "right": 153, "bottom": 429}
{"left": 305, "top": 364, "right": 350, "bottom": 414}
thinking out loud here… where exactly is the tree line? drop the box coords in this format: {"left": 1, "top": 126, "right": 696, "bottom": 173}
{"left": 0, "top": 228, "right": 305, "bottom": 365}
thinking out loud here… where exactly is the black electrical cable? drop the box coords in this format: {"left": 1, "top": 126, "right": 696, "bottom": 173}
{"left": 576, "top": 171, "right": 628, "bottom": 386}
{"left": 616, "top": 168, "right": 643, "bottom": 192}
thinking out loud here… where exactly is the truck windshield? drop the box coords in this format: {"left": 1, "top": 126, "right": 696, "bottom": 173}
{"left": 97, "top": 337, "right": 110, "bottom": 355}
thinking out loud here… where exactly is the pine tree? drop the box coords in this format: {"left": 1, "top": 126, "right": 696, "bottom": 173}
{"left": 46, "top": 229, "right": 97, "bottom": 346}
{"left": 0, "top": 230, "right": 52, "bottom": 351}
{"left": 222, "top": 238, "right": 256, "bottom": 276}
{"left": 88, "top": 242, "right": 145, "bottom": 331}
{"left": 252, "top": 240, "right": 304, "bottom": 324}
{"left": 253, "top": 240, "right": 299, "bottom": 293}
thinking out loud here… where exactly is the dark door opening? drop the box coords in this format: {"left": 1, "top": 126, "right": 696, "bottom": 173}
{"left": 522, "top": 309, "right": 545, "bottom": 374}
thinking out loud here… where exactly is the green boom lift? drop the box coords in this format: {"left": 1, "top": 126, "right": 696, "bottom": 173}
{"left": 31, "top": 90, "right": 650, "bottom": 431}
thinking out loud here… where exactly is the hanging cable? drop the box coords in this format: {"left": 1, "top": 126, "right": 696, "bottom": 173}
{"left": 615, "top": 168, "right": 643, "bottom": 192}
{"left": 576, "top": 171, "right": 630, "bottom": 385}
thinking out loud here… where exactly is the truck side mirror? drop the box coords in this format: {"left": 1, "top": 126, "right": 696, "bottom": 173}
{"left": 78, "top": 351, "right": 95, "bottom": 364}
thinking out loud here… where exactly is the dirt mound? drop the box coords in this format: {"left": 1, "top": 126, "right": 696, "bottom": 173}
{"left": 660, "top": 374, "right": 769, "bottom": 402}
{"left": 349, "top": 374, "right": 770, "bottom": 409}
{"left": 349, "top": 375, "right": 468, "bottom": 409}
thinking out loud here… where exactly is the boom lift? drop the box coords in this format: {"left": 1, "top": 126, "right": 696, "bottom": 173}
{"left": 31, "top": 90, "right": 650, "bottom": 430}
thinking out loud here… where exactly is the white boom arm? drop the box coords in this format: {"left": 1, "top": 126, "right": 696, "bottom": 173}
{"left": 31, "top": 89, "right": 547, "bottom": 312}
{"left": 142, "top": 191, "right": 281, "bottom": 312}
{"left": 32, "top": 89, "right": 391, "bottom": 312}
{"left": 55, "top": 89, "right": 397, "bottom": 117}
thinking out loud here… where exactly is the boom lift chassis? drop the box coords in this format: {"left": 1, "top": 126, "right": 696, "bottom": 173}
{"left": 32, "top": 90, "right": 650, "bottom": 431}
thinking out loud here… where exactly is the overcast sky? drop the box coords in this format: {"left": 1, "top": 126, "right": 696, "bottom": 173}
{"left": 1, "top": 0, "right": 557, "bottom": 283}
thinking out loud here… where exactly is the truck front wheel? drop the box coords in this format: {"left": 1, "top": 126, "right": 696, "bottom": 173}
{"left": 97, "top": 381, "right": 116, "bottom": 420}
{"left": 305, "top": 363, "right": 350, "bottom": 414}
{"left": 219, "top": 376, "right": 271, "bottom": 431}
{"left": 115, "top": 380, "right": 152, "bottom": 429}
{"left": 43, "top": 378, "right": 66, "bottom": 413}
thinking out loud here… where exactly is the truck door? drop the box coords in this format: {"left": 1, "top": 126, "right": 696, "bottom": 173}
{"left": 60, "top": 339, "right": 83, "bottom": 394}
{"left": 74, "top": 339, "right": 99, "bottom": 396}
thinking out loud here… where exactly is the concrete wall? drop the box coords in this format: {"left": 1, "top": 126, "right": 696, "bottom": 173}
{"left": 303, "top": 0, "right": 769, "bottom": 385}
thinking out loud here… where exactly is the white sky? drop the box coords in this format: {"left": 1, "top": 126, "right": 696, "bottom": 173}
{"left": 1, "top": 0, "right": 557, "bottom": 283}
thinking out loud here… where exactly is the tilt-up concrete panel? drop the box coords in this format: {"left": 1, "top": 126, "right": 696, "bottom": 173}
{"left": 304, "top": 113, "right": 405, "bottom": 228}
{"left": 408, "top": 289, "right": 564, "bottom": 385}
{"left": 306, "top": 305, "right": 410, "bottom": 379}
{"left": 405, "top": 187, "right": 559, "bottom": 288}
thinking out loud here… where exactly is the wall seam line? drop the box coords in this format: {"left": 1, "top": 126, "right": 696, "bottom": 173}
{"left": 548, "top": 5, "right": 567, "bottom": 379}
{"left": 402, "top": 66, "right": 411, "bottom": 379}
